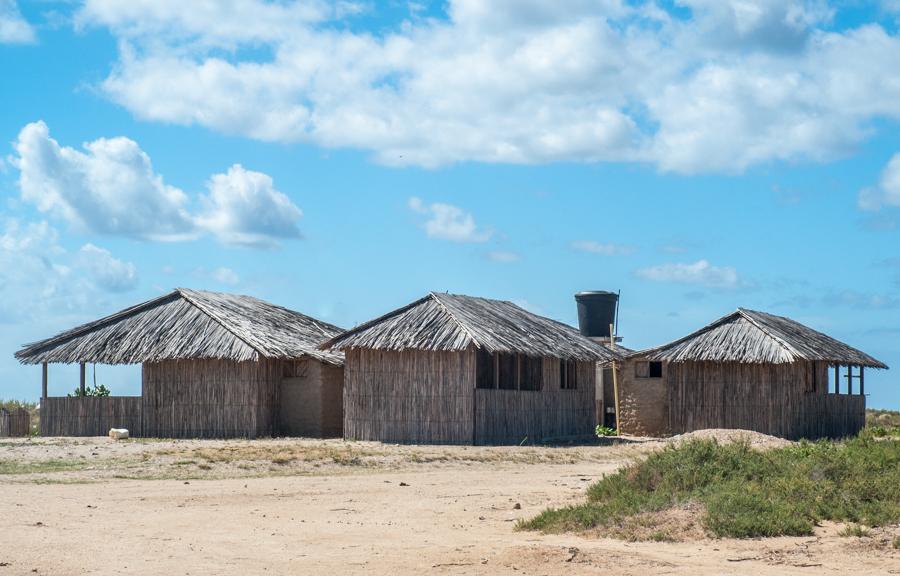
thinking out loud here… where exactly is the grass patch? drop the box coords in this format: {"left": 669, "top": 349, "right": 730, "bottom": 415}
{"left": 0, "top": 458, "right": 88, "bottom": 475}
{"left": 519, "top": 434, "right": 900, "bottom": 539}
{"left": 838, "top": 524, "right": 871, "bottom": 537}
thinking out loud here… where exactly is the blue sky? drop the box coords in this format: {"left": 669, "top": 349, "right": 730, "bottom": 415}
{"left": 1, "top": 0, "right": 898, "bottom": 409}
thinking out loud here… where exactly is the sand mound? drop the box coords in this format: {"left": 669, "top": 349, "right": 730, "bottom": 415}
{"left": 667, "top": 428, "right": 794, "bottom": 450}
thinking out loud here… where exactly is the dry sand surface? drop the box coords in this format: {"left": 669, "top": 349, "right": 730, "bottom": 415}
{"left": 0, "top": 434, "right": 897, "bottom": 575}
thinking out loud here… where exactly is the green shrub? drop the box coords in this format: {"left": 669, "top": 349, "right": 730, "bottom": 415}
{"left": 595, "top": 425, "right": 617, "bottom": 437}
{"left": 704, "top": 483, "right": 812, "bottom": 537}
{"left": 519, "top": 435, "right": 900, "bottom": 539}
{"left": 68, "top": 383, "right": 111, "bottom": 397}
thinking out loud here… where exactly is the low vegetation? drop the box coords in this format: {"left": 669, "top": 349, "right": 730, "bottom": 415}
{"left": 866, "top": 408, "right": 900, "bottom": 429}
{"left": 520, "top": 432, "right": 900, "bottom": 540}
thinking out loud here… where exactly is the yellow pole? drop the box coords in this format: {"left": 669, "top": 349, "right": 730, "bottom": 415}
{"left": 610, "top": 323, "right": 620, "bottom": 436}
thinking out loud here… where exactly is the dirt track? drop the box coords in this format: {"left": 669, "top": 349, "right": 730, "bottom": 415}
{"left": 0, "top": 437, "right": 897, "bottom": 575}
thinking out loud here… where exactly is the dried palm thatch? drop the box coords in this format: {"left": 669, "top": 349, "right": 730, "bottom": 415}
{"left": 639, "top": 308, "right": 887, "bottom": 368}
{"left": 321, "top": 292, "right": 621, "bottom": 362}
{"left": 15, "top": 288, "right": 344, "bottom": 365}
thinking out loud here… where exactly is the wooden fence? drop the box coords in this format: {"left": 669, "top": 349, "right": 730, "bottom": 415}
{"left": 40, "top": 397, "right": 142, "bottom": 437}
{"left": 0, "top": 408, "right": 30, "bottom": 437}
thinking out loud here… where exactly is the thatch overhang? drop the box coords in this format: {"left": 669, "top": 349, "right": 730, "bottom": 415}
{"left": 321, "top": 292, "right": 623, "bottom": 362}
{"left": 15, "top": 288, "right": 344, "bottom": 366}
{"left": 633, "top": 308, "right": 887, "bottom": 368}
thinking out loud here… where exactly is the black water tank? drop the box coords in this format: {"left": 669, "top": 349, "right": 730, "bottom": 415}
{"left": 575, "top": 291, "right": 618, "bottom": 338}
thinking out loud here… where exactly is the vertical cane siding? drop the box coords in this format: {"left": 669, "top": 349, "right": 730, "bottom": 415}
{"left": 343, "top": 349, "right": 596, "bottom": 445}
{"left": 142, "top": 359, "right": 282, "bottom": 438}
{"left": 343, "top": 349, "right": 474, "bottom": 444}
{"left": 617, "top": 358, "right": 864, "bottom": 440}
{"left": 474, "top": 358, "right": 595, "bottom": 444}
{"left": 666, "top": 360, "right": 863, "bottom": 439}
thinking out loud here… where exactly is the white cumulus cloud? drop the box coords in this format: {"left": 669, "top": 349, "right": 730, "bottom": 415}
{"left": 0, "top": 0, "right": 35, "bottom": 44}
{"left": 198, "top": 165, "right": 303, "bottom": 247}
{"left": 12, "top": 122, "right": 304, "bottom": 248}
{"left": 77, "top": 243, "right": 139, "bottom": 293}
{"left": 636, "top": 259, "right": 741, "bottom": 289}
{"left": 0, "top": 219, "right": 139, "bottom": 323}
{"left": 408, "top": 197, "right": 492, "bottom": 242}
{"left": 858, "top": 153, "right": 900, "bottom": 212}
{"left": 14, "top": 121, "right": 195, "bottom": 241}
{"left": 74, "top": 0, "right": 900, "bottom": 172}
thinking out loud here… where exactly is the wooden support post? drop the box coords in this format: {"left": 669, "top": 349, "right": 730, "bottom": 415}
{"left": 847, "top": 365, "right": 853, "bottom": 395}
{"left": 610, "top": 323, "right": 621, "bottom": 436}
{"left": 41, "top": 362, "right": 48, "bottom": 400}
{"left": 860, "top": 366, "right": 865, "bottom": 396}
{"left": 493, "top": 354, "right": 499, "bottom": 390}
{"left": 516, "top": 354, "right": 521, "bottom": 391}
{"left": 79, "top": 362, "right": 86, "bottom": 396}
{"left": 834, "top": 365, "right": 840, "bottom": 394}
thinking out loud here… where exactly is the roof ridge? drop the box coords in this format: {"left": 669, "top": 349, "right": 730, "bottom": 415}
{"left": 736, "top": 308, "right": 802, "bottom": 360}
{"left": 175, "top": 288, "right": 263, "bottom": 359}
{"left": 429, "top": 292, "right": 482, "bottom": 349}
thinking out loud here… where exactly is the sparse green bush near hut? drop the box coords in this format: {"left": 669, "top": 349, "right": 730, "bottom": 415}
{"left": 68, "top": 383, "right": 111, "bottom": 397}
{"left": 519, "top": 432, "right": 900, "bottom": 539}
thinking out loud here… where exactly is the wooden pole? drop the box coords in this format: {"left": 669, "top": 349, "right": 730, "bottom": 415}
{"left": 834, "top": 365, "right": 840, "bottom": 394}
{"left": 79, "top": 362, "right": 86, "bottom": 396}
{"left": 41, "top": 362, "right": 48, "bottom": 400}
{"left": 610, "top": 323, "right": 621, "bottom": 436}
{"left": 860, "top": 366, "right": 865, "bottom": 396}
{"left": 847, "top": 365, "right": 853, "bottom": 395}
{"left": 472, "top": 352, "right": 478, "bottom": 446}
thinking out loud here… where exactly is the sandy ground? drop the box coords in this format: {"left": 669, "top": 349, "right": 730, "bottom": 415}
{"left": 0, "top": 436, "right": 897, "bottom": 575}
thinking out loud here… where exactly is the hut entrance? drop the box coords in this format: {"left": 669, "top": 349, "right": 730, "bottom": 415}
{"left": 600, "top": 367, "right": 616, "bottom": 429}
{"left": 278, "top": 360, "right": 343, "bottom": 438}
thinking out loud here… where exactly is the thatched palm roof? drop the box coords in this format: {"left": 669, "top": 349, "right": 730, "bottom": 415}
{"left": 637, "top": 308, "right": 887, "bottom": 368}
{"left": 321, "top": 292, "right": 622, "bottom": 362}
{"left": 15, "top": 288, "right": 344, "bottom": 365}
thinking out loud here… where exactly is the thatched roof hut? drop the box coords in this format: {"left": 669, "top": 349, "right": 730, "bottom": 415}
{"left": 637, "top": 308, "right": 886, "bottom": 368}
{"left": 323, "top": 291, "right": 620, "bottom": 362}
{"left": 17, "top": 289, "right": 345, "bottom": 439}
{"left": 324, "top": 292, "right": 620, "bottom": 445}
{"left": 16, "top": 288, "right": 344, "bottom": 366}
{"left": 616, "top": 308, "right": 886, "bottom": 440}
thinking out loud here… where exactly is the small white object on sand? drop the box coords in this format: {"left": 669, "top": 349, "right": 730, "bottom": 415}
{"left": 108, "top": 428, "right": 130, "bottom": 440}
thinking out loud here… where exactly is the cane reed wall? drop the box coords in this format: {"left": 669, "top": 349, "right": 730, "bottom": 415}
{"left": 41, "top": 358, "right": 344, "bottom": 438}
{"left": 617, "top": 359, "right": 865, "bottom": 439}
{"left": 343, "top": 348, "right": 596, "bottom": 445}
